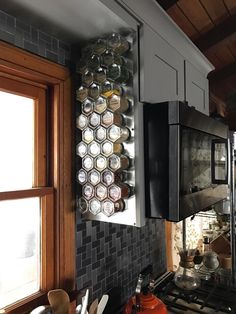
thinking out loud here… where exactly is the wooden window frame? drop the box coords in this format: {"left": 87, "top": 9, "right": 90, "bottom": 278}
{"left": 0, "top": 41, "right": 75, "bottom": 314}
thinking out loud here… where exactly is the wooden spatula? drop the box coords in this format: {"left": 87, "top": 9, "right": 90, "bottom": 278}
{"left": 89, "top": 298, "right": 98, "bottom": 314}
{"left": 48, "top": 289, "right": 70, "bottom": 314}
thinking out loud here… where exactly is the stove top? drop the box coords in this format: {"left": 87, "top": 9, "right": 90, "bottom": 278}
{"left": 153, "top": 272, "right": 236, "bottom": 313}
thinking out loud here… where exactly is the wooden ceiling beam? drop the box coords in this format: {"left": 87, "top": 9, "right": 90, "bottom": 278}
{"left": 156, "top": 0, "right": 179, "bottom": 10}
{"left": 208, "top": 61, "right": 236, "bottom": 82}
{"left": 194, "top": 14, "right": 236, "bottom": 51}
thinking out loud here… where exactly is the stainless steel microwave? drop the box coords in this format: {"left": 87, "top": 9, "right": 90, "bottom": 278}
{"left": 143, "top": 101, "right": 229, "bottom": 222}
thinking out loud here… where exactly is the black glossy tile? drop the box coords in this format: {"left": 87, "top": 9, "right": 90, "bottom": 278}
{"left": 0, "top": 9, "right": 70, "bottom": 65}
{"left": 76, "top": 219, "right": 166, "bottom": 308}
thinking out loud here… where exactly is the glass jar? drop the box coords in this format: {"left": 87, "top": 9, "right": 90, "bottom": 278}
{"left": 107, "top": 94, "right": 129, "bottom": 113}
{"left": 82, "top": 99, "right": 94, "bottom": 115}
{"left": 76, "top": 114, "right": 88, "bottom": 130}
{"left": 89, "top": 112, "right": 100, "bottom": 128}
{"left": 114, "top": 35, "right": 130, "bottom": 55}
{"left": 82, "top": 70, "right": 93, "bottom": 87}
{"left": 108, "top": 183, "right": 131, "bottom": 201}
{"left": 95, "top": 126, "right": 107, "bottom": 143}
{"left": 82, "top": 183, "right": 94, "bottom": 200}
{"left": 87, "top": 54, "right": 100, "bottom": 71}
{"left": 76, "top": 169, "right": 87, "bottom": 185}
{"left": 88, "top": 141, "right": 100, "bottom": 157}
{"left": 107, "top": 63, "right": 121, "bottom": 82}
{"left": 89, "top": 198, "right": 102, "bottom": 215}
{"left": 76, "top": 86, "right": 88, "bottom": 102}
{"left": 108, "top": 154, "right": 130, "bottom": 171}
{"left": 94, "top": 96, "right": 107, "bottom": 114}
{"left": 107, "top": 64, "right": 129, "bottom": 84}
{"left": 88, "top": 169, "right": 100, "bottom": 186}
{"left": 107, "top": 33, "right": 130, "bottom": 55}
{"left": 174, "top": 248, "right": 201, "bottom": 291}
{"left": 101, "top": 110, "right": 123, "bottom": 128}
{"left": 114, "top": 54, "right": 123, "bottom": 66}
{"left": 93, "top": 39, "right": 107, "bottom": 55}
{"left": 101, "top": 141, "right": 123, "bottom": 157}
{"left": 95, "top": 183, "right": 108, "bottom": 201}
{"left": 94, "top": 155, "right": 107, "bottom": 172}
{"left": 82, "top": 155, "right": 94, "bottom": 171}
{"left": 82, "top": 128, "right": 94, "bottom": 144}
{"left": 101, "top": 80, "right": 123, "bottom": 98}
{"left": 202, "top": 251, "right": 219, "bottom": 271}
{"left": 101, "top": 49, "right": 114, "bottom": 67}
{"left": 101, "top": 140, "right": 113, "bottom": 157}
{"left": 101, "top": 169, "right": 123, "bottom": 186}
{"left": 94, "top": 67, "right": 106, "bottom": 84}
{"left": 88, "top": 83, "right": 100, "bottom": 100}
{"left": 107, "top": 125, "right": 130, "bottom": 143}
{"left": 78, "top": 197, "right": 88, "bottom": 214}
{"left": 102, "top": 199, "right": 125, "bottom": 217}
{"left": 198, "top": 239, "right": 220, "bottom": 280}
{"left": 76, "top": 142, "right": 87, "bottom": 158}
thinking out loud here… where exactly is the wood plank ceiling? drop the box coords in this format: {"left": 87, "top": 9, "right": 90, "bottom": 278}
{"left": 157, "top": 0, "right": 236, "bottom": 128}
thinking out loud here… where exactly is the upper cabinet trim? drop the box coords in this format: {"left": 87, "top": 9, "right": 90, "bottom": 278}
{"left": 117, "top": 0, "right": 214, "bottom": 76}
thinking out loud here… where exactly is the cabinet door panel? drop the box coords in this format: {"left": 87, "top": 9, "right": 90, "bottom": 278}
{"left": 185, "top": 61, "right": 209, "bottom": 115}
{"left": 140, "top": 25, "right": 184, "bottom": 103}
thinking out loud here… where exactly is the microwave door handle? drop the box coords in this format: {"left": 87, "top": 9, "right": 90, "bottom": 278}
{"left": 211, "top": 139, "right": 228, "bottom": 184}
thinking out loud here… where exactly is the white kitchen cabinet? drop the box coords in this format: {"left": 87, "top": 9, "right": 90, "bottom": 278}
{"left": 117, "top": 0, "right": 213, "bottom": 114}
{"left": 185, "top": 61, "right": 209, "bottom": 115}
{"left": 140, "top": 25, "right": 185, "bottom": 103}
{"left": 118, "top": 0, "right": 213, "bottom": 75}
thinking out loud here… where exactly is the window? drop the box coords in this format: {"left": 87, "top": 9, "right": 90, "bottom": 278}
{"left": 0, "top": 80, "right": 51, "bottom": 309}
{"left": 0, "top": 42, "right": 75, "bottom": 314}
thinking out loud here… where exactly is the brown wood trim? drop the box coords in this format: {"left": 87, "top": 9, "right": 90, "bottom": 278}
{"left": 52, "top": 77, "right": 75, "bottom": 290}
{"left": 0, "top": 41, "right": 69, "bottom": 81}
{"left": 0, "top": 41, "right": 75, "bottom": 313}
{"left": 0, "top": 187, "right": 54, "bottom": 201}
{"left": 41, "top": 193, "right": 55, "bottom": 291}
{"left": 34, "top": 88, "right": 47, "bottom": 186}
{"left": 0, "top": 59, "right": 61, "bottom": 85}
{"left": 0, "top": 75, "right": 45, "bottom": 99}
{"left": 165, "top": 221, "right": 173, "bottom": 271}
{"left": 4, "top": 292, "right": 48, "bottom": 314}
{"left": 0, "top": 72, "right": 47, "bottom": 89}
{"left": 58, "top": 78, "right": 75, "bottom": 291}
{"left": 52, "top": 82, "right": 61, "bottom": 287}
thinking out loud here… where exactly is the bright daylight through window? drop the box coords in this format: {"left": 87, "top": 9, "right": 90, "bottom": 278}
{"left": 0, "top": 91, "right": 34, "bottom": 191}
{"left": 0, "top": 91, "right": 40, "bottom": 308}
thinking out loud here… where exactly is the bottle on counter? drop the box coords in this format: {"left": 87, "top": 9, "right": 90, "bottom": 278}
{"left": 193, "top": 249, "right": 203, "bottom": 270}
{"left": 198, "top": 236, "right": 220, "bottom": 280}
{"left": 174, "top": 248, "right": 201, "bottom": 290}
{"left": 203, "top": 236, "right": 210, "bottom": 253}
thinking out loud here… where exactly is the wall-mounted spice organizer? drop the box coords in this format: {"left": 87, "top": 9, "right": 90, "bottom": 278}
{"left": 75, "top": 32, "right": 145, "bottom": 226}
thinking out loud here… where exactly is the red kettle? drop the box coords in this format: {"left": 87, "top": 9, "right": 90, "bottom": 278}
{"left": 123, "top": 265, "right": 167, "bottom": 314}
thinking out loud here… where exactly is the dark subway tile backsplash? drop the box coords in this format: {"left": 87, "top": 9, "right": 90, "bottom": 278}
{"left": 0, "top": 9, "right": 70, "bottom": 66}
{"left": 76, "top": 218, "right": 167, "bottom": 307}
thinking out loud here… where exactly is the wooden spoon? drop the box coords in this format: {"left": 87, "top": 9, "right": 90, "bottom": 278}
{"left": 89, "top": 298, "right": 98, "bottom": 314}
{"left": 48, "top": 289, "right": 70, "bottom": 314}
